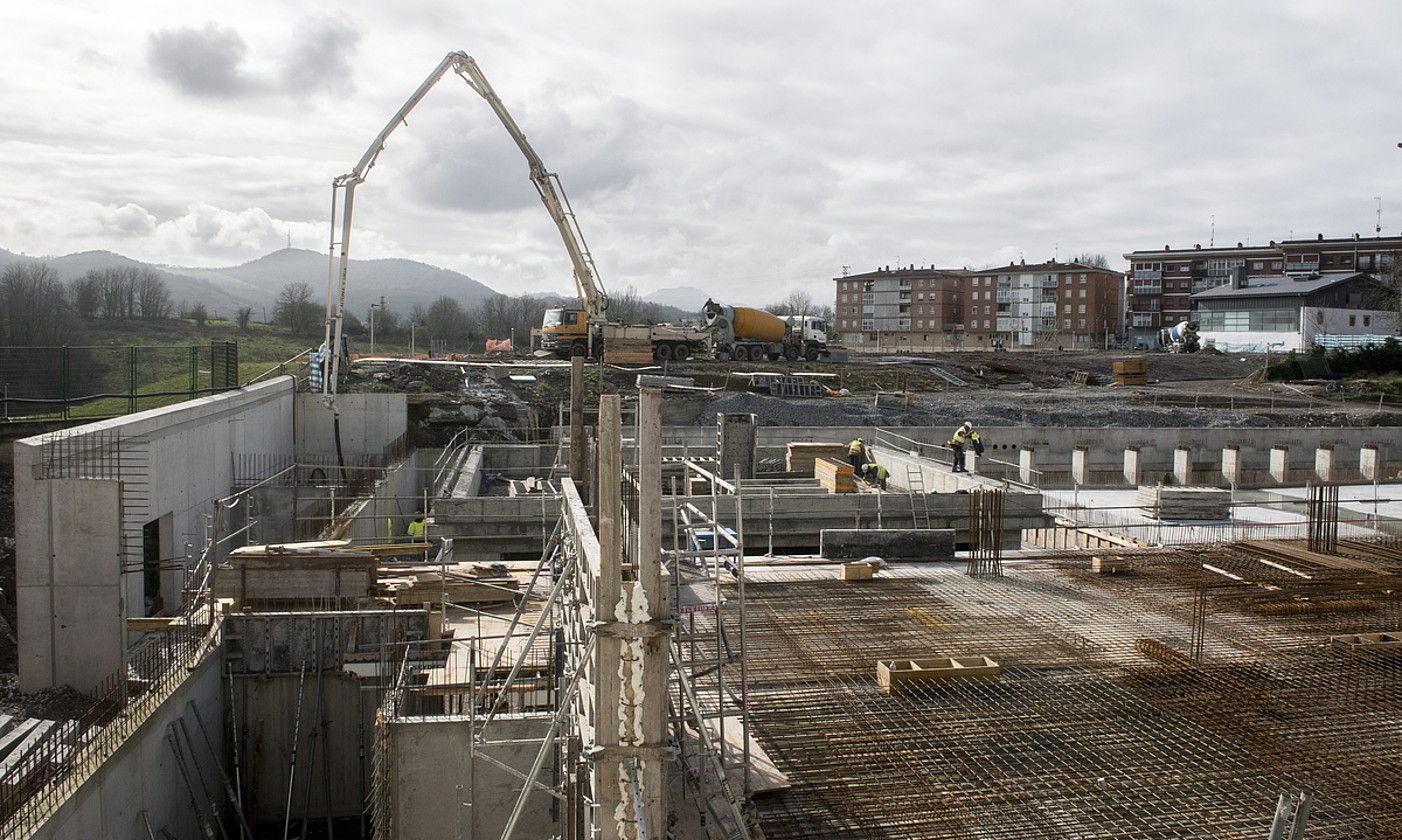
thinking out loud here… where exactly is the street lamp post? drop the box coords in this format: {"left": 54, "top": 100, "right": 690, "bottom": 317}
{"left": 369, "top": 296, "right": 386, "bottom": 354}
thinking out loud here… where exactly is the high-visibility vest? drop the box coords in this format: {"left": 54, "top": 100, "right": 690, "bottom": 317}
{"left": 407, "top": 519, "right": 426, "bottom": 540}
{"left": 950, "top": 429, "right": 968, "bottom": 445}
{"left": 867, "top": 464, "right": 889, "bottom": 480}
{"left": 848, "top": 440, "right": 864, "bottom": 455}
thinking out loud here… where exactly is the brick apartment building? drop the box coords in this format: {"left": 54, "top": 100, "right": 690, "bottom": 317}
{"left": 966, "top": 260, "right": 1124, "bottom": 348}
{"left": 1123, "top": 233, "right": 1402, "bottom": 345}
{"left": 833, "top": 261, "right": 1124, "bottom": 350}
{"left": 832, "top": 265, "right": 971, "bottom": 351}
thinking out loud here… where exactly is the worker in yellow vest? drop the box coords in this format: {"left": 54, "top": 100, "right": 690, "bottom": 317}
{"left": 847, "top": 437, "right": 868, "bottom": 473}
{"left": 406, "top": 512, "right": 427, "bottom": 542}
{"left": 948, "top": 422, "right": 982, "bottom": 473}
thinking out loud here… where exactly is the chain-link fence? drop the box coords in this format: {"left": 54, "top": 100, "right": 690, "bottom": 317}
{"left": 0, "top": 341, "right": 238, "bottom": 420}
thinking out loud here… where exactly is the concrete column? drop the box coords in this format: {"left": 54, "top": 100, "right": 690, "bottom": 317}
{"left": 1071, "top": 446, "right": 1089, "bottom": 486}
{"left": 1173, "top": 447, "right": 1193, "bottom": 486}
{"left": 1270, "top": 446, "right": 1290, "bottom": 484}
{"left": 568, "top": 356, "right": 586, "bottom": 488}
{"left": 717, "top": 413, "right": 758, "bottom": 481}
{"left": 1315, "top": 445, "right": 1335, "bottom": 482}
{"left": 595, "top": 395, "right": 623, "bottom": 833}
{"left": 1123, "top": 447, "right": 1142, "bottom": 486}
{"left": 1221, "top": 445, "right": 1241, "bottom": 487}
{"left": 1361, "top": 444, "right": 1381, "bottom": 482}
{"left": 965, "top": 449, "right": 978, "bottom": 474}
{"left": 634, "top": 387, "right": 668, "bottom": 838}
{"left": 1019, "top": 447, "right": 1037, "bottom": 485}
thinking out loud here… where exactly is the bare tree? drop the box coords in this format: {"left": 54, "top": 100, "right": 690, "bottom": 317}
{"left": 0, "top": 262, "right": 74, "bottom": 345}
{"left": 1072, "top": 252, "right": 1111, "bottom": 269}
{"left": 764, "top": 289, "right": 815, "bottom": 316}
{"left": 190, "top": 302, "right": 209, "bottom": 327}
{"left": 236, "top": 306, "right": 254, "bottom": 331}
{"left": 274, "top": 282, "right": 321, "bottom": 337}
{"left": 606, "top": 285, "right": 666, "bottom": 324}
{"left": 136, "top": 270, "right": 172, "bottom": 319}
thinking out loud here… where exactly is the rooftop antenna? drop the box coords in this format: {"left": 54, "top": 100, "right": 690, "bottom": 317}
{"left": 286, "top": 230, "right": 292, "bottom": 249}
{"left": 841, "top": 265, "right": 850, "bottom": 277}
{"left": 1209, "top": 214, "right": 1215, "bottom": 248}
{"left": 1376, "top": 196, "right": 1383, "bottom": 236}
{"left": 1053, "top": 242, "right": 1059, "bottom": 260}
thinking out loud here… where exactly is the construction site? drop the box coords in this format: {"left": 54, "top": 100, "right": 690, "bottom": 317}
{"left": 0, "top": 341, "right": 1398, "bottom": 839}
{"left": 2, "top": 42, "right": 1402, "bottom": 840}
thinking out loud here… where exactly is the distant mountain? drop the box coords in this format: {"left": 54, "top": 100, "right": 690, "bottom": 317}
{"left": 644, "top": 285, "right": 711, "bottom": 313}
{"left": 0, "top": 247, "right": 501, "bottom": 318}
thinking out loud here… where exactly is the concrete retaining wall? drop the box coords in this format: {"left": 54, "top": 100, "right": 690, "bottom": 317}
{"left": 16, "top": 379, "right": 295, "bottom": 693}
{"left": 821, "top": 528, "right": 956, "bottom": 559}
{"left": 294, "top": 392, "right": 406, "bottom": 461}
{"left": 29, "top": 651, "right": 224, "bottom": 840}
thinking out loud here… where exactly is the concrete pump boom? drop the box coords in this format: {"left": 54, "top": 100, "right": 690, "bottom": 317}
{"left": 322, "top": 50, "right": 608, "bottom": 395}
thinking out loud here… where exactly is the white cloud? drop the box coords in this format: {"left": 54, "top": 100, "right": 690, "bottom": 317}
{"left": 4, "top": 1, "right": 1402, "bottom": 305}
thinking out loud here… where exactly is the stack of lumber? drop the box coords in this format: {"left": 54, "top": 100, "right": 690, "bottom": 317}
{"left": 877, "top": 656, "right": 1001, "bottom": 693}
{"left": 815, "top": 457, "right": 856, "bottom": 494}
{"left": 1137, "top": 485, "right": 1229, "bottom": 520}
{"left": 379, "top": 562, "right": 519, "bottom": 606}
{"left": 786, "top": 442, "right": 849, "bottom": 474}
{"left": 603, "top": 338, "right": 654, "bottom": 365}
{"left": 1070, "top": 370, "right": 1099, "bottom": 386}
{"left": 1113, "top": 357, "right": 1148, "bottom": 386}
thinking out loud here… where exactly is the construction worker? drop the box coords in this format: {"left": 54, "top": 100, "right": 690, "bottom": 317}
{"left": 860, "top": 462, "right": 889, "bottom": 490}
{"left": 406, "top": 512, "right": 427, "bottom": 542}
{"left": 948, "top": 422, "right": 983, "bottom": 473}
{"left": 847, "top": 437, "right": 868, "bottom": 473}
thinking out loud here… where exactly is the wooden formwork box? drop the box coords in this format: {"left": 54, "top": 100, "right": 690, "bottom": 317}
{"left": 215, "top": 544, "right": 377, "bottom": 606}
{"left": 876, "top": 656, "right": 1001, "bottom": 693}
{"left": 815, "top": 457, "right": 856, "bottom": 493}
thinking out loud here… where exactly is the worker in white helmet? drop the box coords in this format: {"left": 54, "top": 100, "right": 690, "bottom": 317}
{"left": 947, "top": 421, "right": 982, "bottom": 473}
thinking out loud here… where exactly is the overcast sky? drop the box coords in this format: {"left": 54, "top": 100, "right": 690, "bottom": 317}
{"left": 3, "top": 1, "right": 1402, "bottom": 306}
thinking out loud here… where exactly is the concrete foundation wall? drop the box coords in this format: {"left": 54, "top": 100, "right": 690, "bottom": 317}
{"left": 16, "top": 379, "right": 296, "bottom": 692}
{"left": 386, "top": 715, "right": 555, "bottom": 839}
{"left": 30, "top": 651, "right": 224, "bottom": 840}
{"left": 339, "top": 451, "right": 425, "bottom": 542}
{"left": 294, "top": 392, "right": 407, "bottom": 461}
{"left": 641, "top": 426, "right": 1400, "bottom": 491}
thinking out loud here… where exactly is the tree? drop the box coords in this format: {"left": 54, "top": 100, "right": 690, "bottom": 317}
{"left": 606, "top": 285, "right": 666, "bottom": 325}
{"left": 70, "top": 275, "right": 101, "bottom": 319}
{"left": 136, "top": 270, "right": 172, "bottom": 319}
{"left": 765, "top": 289, "right": 814, "bottom": 316}
{"left": 236, "top": 306, "right": 254, "bottom": 331}
{"left": 274, "top": 282, "right": 321, "bottom": 337}
{"left": 0, "top": 262, "right": 73, "bottom": 345}
{"left": 190, "top": 302, "right": 208, "bottom": 327}
{"left": 423, "top": 296, "right": 473, "bottom": 349}
{"left": 1072, "top": 252, "right": 1111, "bottom": 269}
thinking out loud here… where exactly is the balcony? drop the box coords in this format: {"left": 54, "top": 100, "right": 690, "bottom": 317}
{"left": 1131, "top": 284, "right": 1162, "bottom": 295}
{"left": 1039, "top": 304, "right": 1057, "bottom": 318}
{"left": 996, "top": 290, "right": 1013, "bottom": 303}
{"left": 1040, "top": 277, "right": 1059, "bottom": 288}
{"left": 1131, "top": 313, "right": 1159, "bottom": 328}
{"left": 1133, "top": 269, "right": 1162, "bottom": 280}
{"left": 1285, "top": 260, "right": 1319, "bottom": 273}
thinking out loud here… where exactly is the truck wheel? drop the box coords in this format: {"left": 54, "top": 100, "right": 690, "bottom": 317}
{"left": 674, "top": 344, "right": 691, "bottom": 361}
{"left": 656, "top": 343, "right": 674, "bottom": 361}
{"left": 570, "top": 343, "right": 586, "bottom": 358}
{"left": 804, "top": 347, "right": 820, "bottom": 362}
{"left": 767, "top": 352, "right": 781, "bottom": 362}
{"left": 732, "top": 346, "right": 749, "bottom": 362}
{"left": 784, "top": 346, "right": 800, "bottom": 362}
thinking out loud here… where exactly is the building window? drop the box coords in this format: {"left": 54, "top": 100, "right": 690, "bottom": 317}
{"left": 1349, "top": 315, "right": 1356, "bottom": 327}
{"left": 1252, "top": 261, "right": 1264, "bottom": 270}
{"left": 1064, "top": 289, "right": 1072, "bottom": 298}
{"left": 1079, "top": 289, "right": 1087, "bottom": 298}
{"left": 1078, "top": 304, "right": 1086, "bottom": 314}
{"left": 1316, "top": 311, "right": 1324, "bottom": 326}
{"left": 1061, "top": 319, "right": 1071, "bottom": 329}
{"left": 1365, "top": 315, "right": 1372, "bottom": 327}
{"left": 1063, "top": 304, "right": 1071, "bottom": 314}
{"left": 1080, "top": 274, "right": 1087, "bottom": 283}
{"left": 1078, "top": 318, "right": 1086, "bottom": 328}
{"left": 1271, "top": 261, "right": 1282, "bottom": 269}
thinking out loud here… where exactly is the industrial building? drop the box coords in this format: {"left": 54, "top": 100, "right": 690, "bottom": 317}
{"left": 1, "top": 357, "right": 1401, "bottom": 839}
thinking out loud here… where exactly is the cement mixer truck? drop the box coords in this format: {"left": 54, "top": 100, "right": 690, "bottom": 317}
{"left": 701, "top": 299, "right": 830, "bottom": 362}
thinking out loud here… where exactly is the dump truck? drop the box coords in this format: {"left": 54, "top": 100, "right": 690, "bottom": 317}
{"left": 538, "top": 307, "right": 709, "bottom": 360}
{"left": 701, "top": 300, "right": 830, "bottom": 362}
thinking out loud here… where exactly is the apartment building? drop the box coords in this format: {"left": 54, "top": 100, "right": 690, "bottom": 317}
{"left": 1124, "top": 233, "right": 1402, "bottom": 345}
{"left": 965, "top": 260, "right": 1125, "bottom": 348}
{"left": 832, "top": 265, "right": 970, "bottom": 350}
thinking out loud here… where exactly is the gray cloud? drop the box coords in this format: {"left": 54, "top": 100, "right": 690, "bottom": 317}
{"left": 146, "top": 24, "right": 257, "bottom": 98}
{"left": 281, "top": 15, "right": 361, "bottom": 97}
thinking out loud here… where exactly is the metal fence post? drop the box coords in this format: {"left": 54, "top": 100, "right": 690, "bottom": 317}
{"left": 127, "top": 345, "right": 137, "bottom": 414}
{"left": 189, "top": 345, "right": 198, "bottom": 399}
{"left": 60, "top": 346, "right": 70, "bottom": 420}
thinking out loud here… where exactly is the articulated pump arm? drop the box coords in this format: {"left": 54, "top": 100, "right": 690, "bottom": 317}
{"left": 322, "top": 50, "right": 609, "bottom": 395}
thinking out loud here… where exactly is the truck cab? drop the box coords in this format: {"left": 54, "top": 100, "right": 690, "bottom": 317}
{"left": 539, "top": 307, "right": 590, "bottom": 356}
{"left": 779, "top": 314, "right": 830, "bottom": 361}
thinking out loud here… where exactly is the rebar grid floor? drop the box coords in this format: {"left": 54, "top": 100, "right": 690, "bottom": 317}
{"left": 730, "top": 555, "right": 1402, "bottom": 839}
